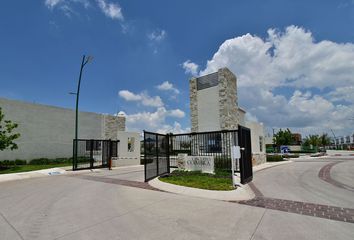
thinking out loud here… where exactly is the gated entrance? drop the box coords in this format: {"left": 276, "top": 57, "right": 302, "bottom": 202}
{"left": 238, "top": 126, "right": 253, "bottom": 184}
{"left": 143, "top": 126, "right": 253, "bottom": 184}
{"left": 73, "top": 139, "right": 119, "bottom": 171}
{"left": 144, "top": 132, "right": 170, "bottom": 182}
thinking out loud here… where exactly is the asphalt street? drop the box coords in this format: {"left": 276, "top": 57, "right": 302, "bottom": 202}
{"left": 0, "top": 157, "right": 353, "bottom": 240}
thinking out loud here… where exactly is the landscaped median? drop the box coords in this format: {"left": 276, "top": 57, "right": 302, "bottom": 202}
{"left": 159, "top": 170, "right": 234, "bottom": 191}
{"left": 149, "top": 173, "right": 255, "bottom": 201}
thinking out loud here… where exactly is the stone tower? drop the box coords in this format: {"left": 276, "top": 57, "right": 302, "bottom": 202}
{"left": 102, "top": 111, "right": 126, "bottom": 140}
{"left": 117, "top": 111, "right": 126, "bottom": 131}
{"left": 189, "top": 67, "right": 239, "bottom": 132}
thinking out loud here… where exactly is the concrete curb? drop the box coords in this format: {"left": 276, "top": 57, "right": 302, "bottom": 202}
{"left": 148, "top": 161, "right": 294, "bottom": 201}
{"left": 253, "top": 160, "right": 292, "bottom": 173}
{"left": 0, "top": 167, "right": 103, "bottom": 184}
{"left": 149, "top": 177, "right": 255, "bottom": 201}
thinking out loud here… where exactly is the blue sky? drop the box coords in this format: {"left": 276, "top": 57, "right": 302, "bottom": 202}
{"left": 1, "top": 0, "right": 354, "bottom": 136}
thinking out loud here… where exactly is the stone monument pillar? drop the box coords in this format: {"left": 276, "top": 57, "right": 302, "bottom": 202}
{"left": 189, "top": 67, "right": 239, "bottom": 132}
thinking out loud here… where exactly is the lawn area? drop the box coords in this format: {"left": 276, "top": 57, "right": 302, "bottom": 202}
{"left": 159, "top": 170, "right": 234, "bottom": 191}
{"left": 0, "top": 163, "right": 71, "bottom": 174}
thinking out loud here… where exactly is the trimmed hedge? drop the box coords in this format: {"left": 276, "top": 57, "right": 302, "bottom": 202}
{"left": 214, "top": 156, "right": 232, "bottom": 170}
{"left": 0, "top": 158, "right": 72, "bottom": 167}
{"left": 266, "top": 155, "right": 284, "bottom": 162}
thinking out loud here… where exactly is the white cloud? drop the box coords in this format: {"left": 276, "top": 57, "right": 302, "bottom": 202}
{"left": 45, "top": 0, "right": 64, "bottom": 9}
{"left": 148, "top": 29, "right": 166, "bottom": 42}
{"left": 118, "top": 90, "right": 142, "bottom": 101}
{"left": 198, "top": 25, "right": 354, "bottom": 136}
{"left": 45, "top": 0, "right": 123, "bottom": 20}
{"left": 96, "top": 0, "right": 124, "bottom": 20}
{"left": 125, "top": 107, "right": 188, "bottom": 134}
{"left": 182, "top": 60, "right": 199, "bottom": 76}
{"left": 118, "top": 90, "right": 163, "bottom": 107}
{"left": 168, "top": 109, "right": 185, "bottom": 118}
{"left": 156, "top": 81, "right": 180, "bottom": 94}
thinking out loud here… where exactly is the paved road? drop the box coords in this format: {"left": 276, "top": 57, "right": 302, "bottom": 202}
{"left": 1, "top": 158, "right": 354, "bottom": 240}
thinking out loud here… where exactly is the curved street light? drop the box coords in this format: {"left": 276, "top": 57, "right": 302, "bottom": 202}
{"left": 73, "top": 55, "right": 93, "bottom": 170}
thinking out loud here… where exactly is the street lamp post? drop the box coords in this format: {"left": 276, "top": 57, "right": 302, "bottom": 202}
{"left": 73, "top": 55, "right": 93, "bottom": 170}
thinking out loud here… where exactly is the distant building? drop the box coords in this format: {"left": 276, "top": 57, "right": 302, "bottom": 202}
{"left": 334, "top": 134, "right": 354, "bottom": 150}
{"left": 292, "top": 133, "right": 302, "bottom": 145}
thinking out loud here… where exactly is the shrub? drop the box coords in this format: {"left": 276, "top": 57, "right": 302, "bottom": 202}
{"left": 15, "top": 159, "right": 26, "bottom": 165}
{"left": 284, "top": 154, "right": 300, "bottom": 158}
{"left": 214, "top": 156, "right": 231, "bottom": 170}
{"left": 29, "top": 157, "right": 73, "bottom": 165}
{"left": 266, "top": 155, "right": 284, "bottom": 162}
{"left": 1, "top": 160, "right": 15, "bottom": 166}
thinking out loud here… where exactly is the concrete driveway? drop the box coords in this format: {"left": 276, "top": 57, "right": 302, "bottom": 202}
{"left": 1, "top": 157, "right": 354, "bottom": 240}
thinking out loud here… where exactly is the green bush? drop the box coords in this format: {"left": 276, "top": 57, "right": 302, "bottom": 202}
{"left": 266, "top": 155, "right": 284, "bottom": 162}
{"left": 284, "top": 154, "right": 300, "bottom": 158}
{"left": 15, "top": 159, "right": 26, "bottom": 165}
{"left": 214, "top": 156, "right": 231, "bottom": 170}
{"left": 29, "top": 157, "right": 73, "bottom": 165}
{"left": 29, "top": 158, "right": 50, "bottom": 165}
{"left": 0, "top": 160, "right": 15, "bottom": 166}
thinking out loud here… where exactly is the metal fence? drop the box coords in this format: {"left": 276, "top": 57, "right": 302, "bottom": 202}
{"left": 169, "top": 130, "right": 239, "bottom": 171}
{"left": 73, "top": 139, "right": 118, "bottom": 170}
{"left": 143, "top": 127, "right": 253, "bottom": 184}
{"left": 144, "top": 132, "right": 170, "bottom": 182}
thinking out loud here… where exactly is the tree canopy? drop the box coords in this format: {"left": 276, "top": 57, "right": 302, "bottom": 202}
{"left": 303, "top": 133, "right": 332, "bottom": 147}
{"left": 0, "top": 107, "right": 20, "bottom": 151}
{"left": 273, "top": 128, "right": 293, "bottom": 146}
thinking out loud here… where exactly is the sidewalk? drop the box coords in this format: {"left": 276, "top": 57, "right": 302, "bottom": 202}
{"left": 0, "top": 167, "right": 102, "bottom": 183}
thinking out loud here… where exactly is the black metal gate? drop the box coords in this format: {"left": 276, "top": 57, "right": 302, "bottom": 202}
{"left": 73, "top": 139, "right": 118, "bottom": 171}
{"left": 144, "top": 131, "right": 170, "bottom": 182}
{"left": 143, "top": 126, "right": 253, "bottom": 184}
{"left": 238, "top": 125, "right": 253, "bottom": 184}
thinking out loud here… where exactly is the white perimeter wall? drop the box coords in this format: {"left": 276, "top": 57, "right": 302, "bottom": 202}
{"left": 245, "top": 121, "right": 266, "bottom": 165}
{"left": 0, "top": 98, "right": 104, "bottom": 161}
{"left": 114, "top": 131, "right": 141, "bottom": 166}
{"left": 197, "top": 86, "right": 220, "bottom": 132}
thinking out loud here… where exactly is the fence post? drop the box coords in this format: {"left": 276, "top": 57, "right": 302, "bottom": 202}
{"left": 167, "top": 133, "right": 171, "bottom": 174}
{"left": 90, "top": 139, "right": 94, "bottom": 169}
{"left": 156, "top": 134, "right": 159, "bottom": 176}
{"left": 108, "top": 140, "right": 112, "bottom": 170}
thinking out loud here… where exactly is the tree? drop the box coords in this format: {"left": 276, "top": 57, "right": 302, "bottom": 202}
{"left": 319, "top": 133, "right": 332, "bottom": 147}
{"left": 303, "top": 134, "right": 320, "bottom": 147}
{"left": 273, "top": 128, "right": 293, "bottom": 146}
{"left": 0, "top": 107, "right": 20, "bottom": 151}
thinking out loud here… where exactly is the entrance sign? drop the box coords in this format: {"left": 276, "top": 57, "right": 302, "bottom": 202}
{"left": 231, "top": 145, "right": 241, "bottom": 186}
{"left": 231, "top": 146, "right": 241, "bottom": 159}
{"left": 177, "top": 154, "right": 214, "bottom": 174}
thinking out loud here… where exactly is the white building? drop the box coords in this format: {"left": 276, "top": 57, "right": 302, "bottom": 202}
{"left": 0, "top": 97, "right": 140, "bottom": 166}
{"left": 189, "top": 68, "right": 266, "bottom": 165}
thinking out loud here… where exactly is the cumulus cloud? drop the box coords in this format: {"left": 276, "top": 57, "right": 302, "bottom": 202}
{"left": 168, "top": 109, "right": 185, "bottom": 118}
{"left": 182, "top": 60, "right": 199, "bottom": 76}
{"left": 124, "top": 107, "right": 189, "bottom": 134}
{"left": 96, "top": 0, "right": 123, "bottom": 20}
{"left": 198, "top": 25, "right": 354, "bottom": 136}
{"left": 156, "top": 81, "right": 180, "bottom": 94}
{"left": 118, "top": 90, "right": 142, "bottom": 101}
{"left": 118, "top": 90, "right": 163, "bottom": 107}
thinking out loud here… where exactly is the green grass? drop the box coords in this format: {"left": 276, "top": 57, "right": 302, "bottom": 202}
{"left": 159, "top": 170, "right": 234, "bottom": 191}
{"left": 0, "top": 163, "right": 71, "bottom": 174}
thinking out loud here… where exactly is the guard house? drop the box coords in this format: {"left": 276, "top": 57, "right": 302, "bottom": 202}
{"left": 189, "top": 68, "right": 266, "bottom": 165}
